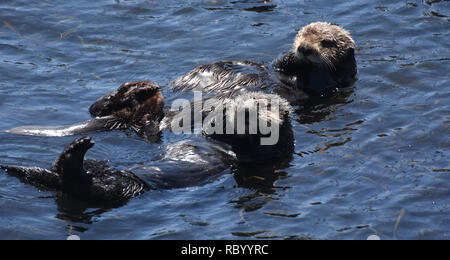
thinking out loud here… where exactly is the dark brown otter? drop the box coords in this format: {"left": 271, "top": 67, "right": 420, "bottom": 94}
{"left": 0, "top": 135, "right": 233, "bottom": 207}
{"left": 1, "top": 92, "right": 295, "bottom": 206}
{"left": 170, "top": 22, "right": 357, "bottom": 101}
{"left": 1, "top": 137, "right": 150, "bottom": 207}
{"left": 5, "top": 81, "right": 165, "bottom": 138}
{"left": 89, "top": 81, "right": 165, "bottom": 132}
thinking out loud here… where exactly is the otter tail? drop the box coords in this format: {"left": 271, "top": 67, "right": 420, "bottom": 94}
{"left": 0, "top": 164, "right": 61, "bottom": 190}
{"left": 4, "top": 116, "right": 119, "bottom": 137}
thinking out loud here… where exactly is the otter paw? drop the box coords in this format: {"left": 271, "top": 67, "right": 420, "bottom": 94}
{"left": 63, "top": 136, "right": 95, "bottom": 156}
{"left": 51, "top": 136, "right": 94, "bottom": 175}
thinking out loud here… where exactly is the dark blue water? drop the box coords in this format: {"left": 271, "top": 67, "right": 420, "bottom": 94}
{"left": 0, "top": 0, "right": 449, "bottom": 240}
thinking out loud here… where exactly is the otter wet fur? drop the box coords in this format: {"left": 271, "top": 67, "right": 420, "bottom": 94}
{"left": 1, "top": 137, "right": 150, "bottom": 207}
{"left": 5, "top": 81, "right": 165, "bottom": 138}
{"left": 1, "top": 21, "right": 351, "bottom": 207}
{"left": 202, "top": 92, "right": 294, "bottom": 163}
{"left": 1, "top": 91, "right": 295, "bottom": 206}
{"left": 89, "top": 81, "right": 165, "bottom": 132}
{"left": 171, "top": 22, "right": 357, "bottom": 101}
{"left": 291, "top": 22, "right": 357, "bottom": 95}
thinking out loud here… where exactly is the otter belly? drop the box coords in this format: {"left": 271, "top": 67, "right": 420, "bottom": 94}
{"left": 132, "top": 137, "right": 236, "bottom": 189}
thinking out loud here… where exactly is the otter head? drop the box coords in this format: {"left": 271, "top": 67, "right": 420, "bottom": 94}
{"left": 294, "top": 22, "right": 355, "bottom": 71}
{"left": 89, "top": 81, "right": 165, "bottom": 133}
{"left": 276, "top": 22, "right": 357, "bottom": 97}
{"left": 203, "top": 92, "right": 294, "bottom": 164}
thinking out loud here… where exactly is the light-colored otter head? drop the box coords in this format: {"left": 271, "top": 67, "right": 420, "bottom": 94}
{"left": 203, "top": 92, "right": 294, "bottom": 163}
{"left": 294, "top": 22, "right": 355, "bottom": 71}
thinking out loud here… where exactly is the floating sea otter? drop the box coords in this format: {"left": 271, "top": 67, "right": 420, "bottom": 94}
{"left": 171, "top": 22, "right": 357, "bottom": 101}
{"left": 1, "top": 92, "right": 294, "bottom": 206}
{"left": 5, "top": 22, "right": 356, "bottom": 138}
{"left": 1, "top": 22, "right": 356, "bottom": 206}
{"left": 6, "top": 81, "right": 165, "bottom": 139}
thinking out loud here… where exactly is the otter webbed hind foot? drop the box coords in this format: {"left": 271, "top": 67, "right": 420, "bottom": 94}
{"left": 50, "top": 136, "right": 94, "bottom": 178}
{"left": 1, "top": 136, "right": 151, "bottom": 207}
{"left": 1, "top": 136, "right": 91, "bottom": 191}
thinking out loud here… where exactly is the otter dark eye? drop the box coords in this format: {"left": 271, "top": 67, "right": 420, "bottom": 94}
{"left": 321, "top": 39, "right": 336, "bottom": 48}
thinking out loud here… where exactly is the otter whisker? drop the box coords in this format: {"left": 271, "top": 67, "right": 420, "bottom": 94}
{"left": 320, "top": 53, "right": 336, "bottom": 71}
{"left": 320, "top": 54, "right": 333, "bottom": 70}
{"left": 131, "top": 125, "right": 141, "bottom": 134}
{"left": 111, "top": 121, "right": 120, "bottom": 130}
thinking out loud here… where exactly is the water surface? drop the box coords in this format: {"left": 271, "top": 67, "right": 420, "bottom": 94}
{"left": 0, "top": 0, "right": 449, "bottom": 239}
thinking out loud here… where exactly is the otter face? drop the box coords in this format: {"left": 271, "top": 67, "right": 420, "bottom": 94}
{"left": 89, "top": 81, "right": 165, "bottom": 129}
{"left": 294, "top": 22, "right": 355, "bottom": 71}
{"left": 203, "top": 92, "right": 294, "bottom": 163}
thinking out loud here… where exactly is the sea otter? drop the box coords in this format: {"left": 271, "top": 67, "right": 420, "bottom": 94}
{"left": 170, "top": 22, "right": 357, "bottom": 102}
{"left": 0, "top": 22, "right": 354, "bottom": 206}
{"left": 1, "top": 92, "right": 294, "bottom": 206}
{"left": 1, "top": 137, "right": 150, "bottom": 207}
{"left": 5, "top": 81, "right": 165, "bottom": 138}
{"left": 5, "top": 22, "right": 355, "bottom": 137}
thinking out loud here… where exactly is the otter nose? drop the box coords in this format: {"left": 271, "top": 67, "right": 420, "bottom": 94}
{"left": 297, "top": 43, "right": 315, "bottom": 56}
